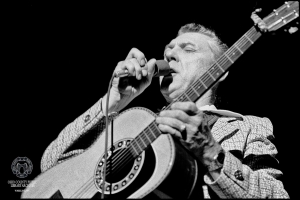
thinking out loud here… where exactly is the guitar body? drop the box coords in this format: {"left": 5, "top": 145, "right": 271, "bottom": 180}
{"left": 22, "top": 107, "right": 199, "bottom": 199}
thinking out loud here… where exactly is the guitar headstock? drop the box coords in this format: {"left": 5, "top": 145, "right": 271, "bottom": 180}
{"left": 253, "top": 1, "right": 299, "bottom": 34}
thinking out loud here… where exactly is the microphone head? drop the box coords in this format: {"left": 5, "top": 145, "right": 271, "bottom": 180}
{"left": 154, "top": 60, "right": 172, "bottom": 77}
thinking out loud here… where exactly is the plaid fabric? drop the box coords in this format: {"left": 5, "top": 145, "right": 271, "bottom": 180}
{"left": 204, "top": 116, "right": 289, "bottom": 198}
{"left": 40, "top": 98, "right": 108, "bottom": 172}
{"left": 40, "top": 98, "right": 289, "bottom": 198}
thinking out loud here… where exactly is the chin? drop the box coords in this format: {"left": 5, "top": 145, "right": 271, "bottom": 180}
{"left": 160, "top": 76, "right": 185, "bottom": 101}
{"left": 161, "top": 87, "right": 182, "bottom": 102}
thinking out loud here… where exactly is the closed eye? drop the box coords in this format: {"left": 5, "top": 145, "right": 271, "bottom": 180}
{"left": 184, "top": 47, "right": 196, "bottom": 53}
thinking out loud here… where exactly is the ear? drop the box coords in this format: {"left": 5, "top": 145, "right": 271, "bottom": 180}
{"left": 219, "top": 72, "right": 228, "bottom": 82}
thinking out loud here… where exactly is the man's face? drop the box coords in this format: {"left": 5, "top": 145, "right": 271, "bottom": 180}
{"left": 160, "top": 32, "right": 215, "bottom": 102}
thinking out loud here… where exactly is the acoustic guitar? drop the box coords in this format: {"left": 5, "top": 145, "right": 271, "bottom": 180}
{"left": 21, "top": 2, "right": 298, "bottom": 198}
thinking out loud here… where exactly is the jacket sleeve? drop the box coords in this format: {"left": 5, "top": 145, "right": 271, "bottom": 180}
{"left": 40, "top": 98, "right": 111, "bottom": 173}
{"left": 204, "top": 116, "right": 289, "bottom": 198}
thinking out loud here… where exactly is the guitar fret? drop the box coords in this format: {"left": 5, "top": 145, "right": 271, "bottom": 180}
{"left": 149, "top": 122, "right": 161, "bottom": 138}
{"left": 234, "top": 44, "right": 244, "bottom": 54}
{"left": 185, "top": 90, "right": 197, "bottom": 102}
{"left": 244, "top": 34, "right": 254, "bottom": 44}
{"left": 215, "top": 62, "right": 225, "bottom": 72}
{"left": 145, "top": 127, "right": 156, "bottom": 141}
{"left": 130, "top": 144, "right": 139, "bottom": 156}
{"left": 143, "top": 130, "right": 153, "bottom": 143}
{"left": 191, "top": 85, "right": 200, "bottom": 96}
{"left": 208, "top": 71, "right": 216, "bottom": 81}
{"left": 192, "top": 81, "right": 206, "bottom": 97}
{"left": 138, "top": 134, "right": 147, "bottom": 147}
{"left": 135, "top": 134, "right": 144, "bottom": 151}
{"left": 229, "top": 47, "right": 242, "bottom": 61}
{"left": 224, "top": 53, "right": 234, "bottom": 63}
{"left": 183, "top": 92, "right": 192, "bottom": 101}
{"left": 199, "top": 79, "right": 208, "bottom": 89}
{"left": 239, "top": 37, "right": 253, "bottom": 52}
{"left": 132, "top": 139, "right": 143, "bottom": 154}
{"left": 211, "top": 66, "right": 222, "bottom": 80}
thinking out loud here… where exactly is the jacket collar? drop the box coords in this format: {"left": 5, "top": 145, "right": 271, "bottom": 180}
{"left": 199, "top": 105, "right": 244, "bottom": 119}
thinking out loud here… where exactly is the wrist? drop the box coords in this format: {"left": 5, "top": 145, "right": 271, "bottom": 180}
{"left": 101, "top": 94, "right": 118, "bottom": 115}
{"left": 202, "top": 143, "right": 225, "bottom": 172}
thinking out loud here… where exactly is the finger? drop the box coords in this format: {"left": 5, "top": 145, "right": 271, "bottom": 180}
{"left": 157, "top": 124, "right": 182, "bottom": 139}
{"left": 145, "top": 58, "right": 156, "bottom": 78}
{"left": 159, "top": 109, "right": 189, "bottom": 122}
{"left": 156, "top": 116, "right": 186, "bottom": 132}
{"left": 170, "top": 102, "right": 199, "bottom": 115}
{"left": 120, "top": 60, "right": 136, "bottom": 76}
{"left": 126, "top": 48, "right": 147, "bottom": 66}
{"left": 129, "top": 58, "right": 143, "bottom": 80}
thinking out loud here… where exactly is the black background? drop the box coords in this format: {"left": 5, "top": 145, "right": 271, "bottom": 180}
{"left": 5, "top": 0, "right": 299, "bottom": 198}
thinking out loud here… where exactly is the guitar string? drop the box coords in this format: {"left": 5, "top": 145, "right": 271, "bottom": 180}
{"left": 71, "top": 26, "right": 260, "bottom": 198}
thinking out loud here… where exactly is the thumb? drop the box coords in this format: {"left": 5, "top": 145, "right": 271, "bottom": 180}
{"left": 146, "top": 58, "right": 157, "bottom": 78}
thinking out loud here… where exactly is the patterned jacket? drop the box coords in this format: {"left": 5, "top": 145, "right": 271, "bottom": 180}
{"left": 40, "top": 98, "right": 289, "bottom": 198}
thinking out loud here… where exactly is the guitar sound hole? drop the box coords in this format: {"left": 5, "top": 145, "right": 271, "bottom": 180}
{"left": 105, "top": 148, "right": 135, "bottom": 183}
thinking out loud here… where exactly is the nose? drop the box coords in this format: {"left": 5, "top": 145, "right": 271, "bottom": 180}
{"left": 165, "top": 47, "right": 179, "bottom": 62}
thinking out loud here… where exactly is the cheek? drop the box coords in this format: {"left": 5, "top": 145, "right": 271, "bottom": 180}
{"left": 182, "top": 60, "right": 204, "bottom": 82}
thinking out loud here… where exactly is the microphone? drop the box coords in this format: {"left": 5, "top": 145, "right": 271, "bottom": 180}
{"left": 114, "top": 60, "right": 173, "bottom": 78}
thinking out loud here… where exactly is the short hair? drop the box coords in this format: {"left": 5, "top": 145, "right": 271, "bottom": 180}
{"left": 178, "top": 23, "right": 228, "bottom": 106}
{"left": 178, "top": 23, "right": 228, "bottom": 61}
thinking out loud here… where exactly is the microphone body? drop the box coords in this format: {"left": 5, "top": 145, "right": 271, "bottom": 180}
{"left": 114, "top": 60, "right": 172, "bottom": 78}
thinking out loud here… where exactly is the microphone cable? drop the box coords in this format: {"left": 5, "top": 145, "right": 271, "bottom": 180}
{"left": 101, "top": 71, "right": 115, "bottom": 198}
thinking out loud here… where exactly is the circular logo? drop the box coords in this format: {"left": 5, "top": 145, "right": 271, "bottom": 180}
{"left": 11, "top": 157, "right": 33, "bottom": 178}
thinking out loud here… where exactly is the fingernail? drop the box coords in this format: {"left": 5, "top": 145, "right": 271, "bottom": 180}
{"left": 142, "top": 69, "right": 147, "bottom": 76}
{"left": 180, "top": 124, "right": 186, "bottom": 131}
{"left": 140, "top": 59, "right": 145, "bottom": 66}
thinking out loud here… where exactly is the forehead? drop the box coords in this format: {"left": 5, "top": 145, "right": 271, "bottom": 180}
{"left": 169, "top": 32, "right": 211, "bottom": 48}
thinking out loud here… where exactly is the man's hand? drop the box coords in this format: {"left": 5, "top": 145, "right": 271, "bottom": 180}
{"left": 155, "top": 101, "right": 221, "bottom": 166}
{"left": 102, "top": 48, "right": 156, "bottom": 114}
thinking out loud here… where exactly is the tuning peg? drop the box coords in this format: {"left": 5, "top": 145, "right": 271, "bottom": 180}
{"left": 253, "top": 8, "right": 262, "bottom": 13}
{"left": 288, "top": 27, "right": 298, "bottom": 34}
